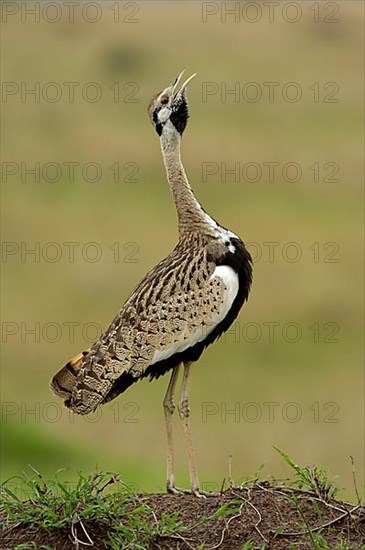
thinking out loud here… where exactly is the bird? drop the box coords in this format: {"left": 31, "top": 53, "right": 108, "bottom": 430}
{"left": 51, "top": 69, "right": 253, "bottom": 497}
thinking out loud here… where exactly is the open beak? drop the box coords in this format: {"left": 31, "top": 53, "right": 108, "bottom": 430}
{"left": 171, "top": 69, "right": 197, "bottom": 102}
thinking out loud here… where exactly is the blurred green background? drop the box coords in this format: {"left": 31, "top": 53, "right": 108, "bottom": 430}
{"left": 1, "top": 1, "right": 364, "bottom": 500}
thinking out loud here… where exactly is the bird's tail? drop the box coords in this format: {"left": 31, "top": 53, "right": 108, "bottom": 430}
{"left": 50, "top": 349, "right": 91, "bottom": 402}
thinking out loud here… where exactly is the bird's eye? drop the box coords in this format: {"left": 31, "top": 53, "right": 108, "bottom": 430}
{"left": 160, "top": 95, "right": 169, "bottom": 105}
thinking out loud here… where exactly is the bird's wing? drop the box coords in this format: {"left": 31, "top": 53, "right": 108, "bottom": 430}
{"left": 53, "top": 245, "right": 239, "bottom": 414}
{"left": 113, "top": 262, "right": 238, "bottom": 375}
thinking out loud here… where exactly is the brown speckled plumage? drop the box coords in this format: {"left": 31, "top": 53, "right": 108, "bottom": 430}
{"left": 51, "top": 232, "right": 244, "bottom": 414}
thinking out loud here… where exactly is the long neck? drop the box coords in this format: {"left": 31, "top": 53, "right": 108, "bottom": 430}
{"left": 160, "top": 121, "right": 215, "bottom": 237}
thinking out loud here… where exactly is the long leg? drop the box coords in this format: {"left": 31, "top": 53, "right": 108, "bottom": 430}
{"left": 163, "top": 365, "right": 180, "bottom": 493}
{"left": 178, "top": 361, "right": 202, "bottom": 496}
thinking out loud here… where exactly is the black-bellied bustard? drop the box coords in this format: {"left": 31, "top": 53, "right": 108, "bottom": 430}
{"left": 51, "top": 70, "right": 253, "bottom": 496}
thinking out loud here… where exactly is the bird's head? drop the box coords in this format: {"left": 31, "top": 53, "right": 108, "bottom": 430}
{"left": 148, "top": 69, "right": 196, "bottom": 137}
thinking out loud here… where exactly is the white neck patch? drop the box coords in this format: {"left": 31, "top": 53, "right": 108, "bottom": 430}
{"left": 158, "top": 107, "right": 172, "bottom": 123}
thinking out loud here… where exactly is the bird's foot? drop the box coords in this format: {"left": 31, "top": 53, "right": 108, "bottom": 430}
{"left": 166, "top": 483, "right": 207, "bottom": 497}
{"left": 191, "top": 487, "right": 207, "bottom": 498}
{"left": 166, "top": 484, "right": 189, "bottom": 495}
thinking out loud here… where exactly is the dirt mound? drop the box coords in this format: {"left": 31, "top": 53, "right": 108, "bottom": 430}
{"left": 1, "top": 483, "right": 364, "bottom": 549}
